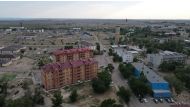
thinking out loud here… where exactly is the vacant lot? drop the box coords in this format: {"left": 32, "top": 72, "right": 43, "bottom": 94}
{"left": 44, "top": 82, "right": 120, "bottom": 107}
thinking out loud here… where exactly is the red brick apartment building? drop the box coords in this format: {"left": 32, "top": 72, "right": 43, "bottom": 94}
{"left": 41, "top": 59, "right": 98, "bottom": 90}
{"left": 52, "top": 48, "right": 93, "bottom": 63}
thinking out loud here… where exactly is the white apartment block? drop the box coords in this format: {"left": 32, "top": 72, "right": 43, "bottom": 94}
{"left": 147, "top": 51, "right": 187, "bottom": 68}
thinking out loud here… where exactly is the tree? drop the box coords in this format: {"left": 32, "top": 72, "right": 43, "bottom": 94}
{"left": 159, "top": 61, "right": 183, "bottom": 72}
{"left": 64, "top": 45, "right": 73, "bottom": 50}
{"left": 117, "top": 86, "right": 131, "bottom": 104}
{"left": 69, "top": 90, "right": 78, "bottom": 102}
{"left": 0, "top": 95, "right": 5, "bottom": 106}
{"left": 108, "top": 48, "right": 113, "bottom": 56}
{"left": 37, "top": 56, "right": 52, "bottom": 68}
{"left": 97, "top": 70, "right": 112, "bottom": 88}
{"left": 113, "top": 53, "right": 122, "bottom": 62}
{"left": 6, "top": 92, "right": 34, "bottom": 107}
{"left": 128, "top": 77, "right": 151, "bottom": 96}
{"left": 100, "top": 98, "right": 123, "bottom": 107}
{"left": 106, "top": 63, "right": 114, "bottom": 72}
{"left": 22, "top": 80, "right": 29, "bottom": 90}
{"left": 133, "top": 57, "right": 138, "bottom": 62}
{"left": 92, "top": 69, "right": 112, "bottom": 93}
{"left": 92, "top": 78, "right": 106, "bottom": 93}
{"left": 118, "top": 63, "right": 134, "bottom": 79}
{"left": 33, "top": 88, "right": 44, "bottom": 105}
{"left": 96, "top": 42, "right": 100, "bottom": 52}
{"left": 164, "top": 76, "right": 185, "bottom": 95}
{"left": 175, "top": 66, "right": 190, "bottom": 90}
{"left": 51, "top": 90, "right": 63, "bottom": 107}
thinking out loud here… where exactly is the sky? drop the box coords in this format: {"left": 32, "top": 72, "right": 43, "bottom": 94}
{"left": 0, "top": 0, "right": 190, "bottom": 19}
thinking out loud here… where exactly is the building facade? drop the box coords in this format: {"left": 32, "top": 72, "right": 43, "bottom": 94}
{"left": 147, "top": 50, "right": 187, "bottom": 68}
{"left": 41, "top": 59, "right": 98, "bottom": 90}
{"left": 52, "top": 48, "right": 93, "bottom": 63}
{"left": 133, "top": 63, "right": 171, "bottom": 98}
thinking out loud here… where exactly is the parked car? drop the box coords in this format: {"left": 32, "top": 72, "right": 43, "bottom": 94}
{"left": 143, "top": 98, "right": 148, "bottom": 103}
{"left": 170, "top": 98, "right": 175, "bottom": 103}
{"left": 159, "top": 98, "right": 164, "bottom": 103}
{"left": 165, "top": 98, "right": 171, "bottom": 103}
{"left": 153, "top": 98, "right": 159, "bottom": 104}
{"left": 139, "top": 98, "right": 144, "bottom": 103}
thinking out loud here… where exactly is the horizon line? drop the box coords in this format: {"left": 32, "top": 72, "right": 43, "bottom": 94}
{"left": 0, "top": 18, "right": 190, "bottom": 21}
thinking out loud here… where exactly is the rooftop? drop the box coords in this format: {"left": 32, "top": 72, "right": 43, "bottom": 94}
{"left": 52, "top": 48, "right": 92, "bottom": 56}
{"left": 133, "top": 63, "right": 168, "bottom": 83}
{"left": 0, "top": 54, "right": 17, "bottom": 58}
{"left": 1, "top": 45, "right": 24, "bottom": 51}
{"left": 160, "top": 50, "right": 186, "bottom": 57}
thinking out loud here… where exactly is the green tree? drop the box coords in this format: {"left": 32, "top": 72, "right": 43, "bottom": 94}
{"left": 51, "top": 90, "right": 63, "bottom": 107}
{"left": 0, "top": 95, "right": 5, "bottom": 106}
{"left": 96, "top": 42, "right": 100, "bottom": 51}
{"left": 128, "top": 77, "right": 151, "bottom": 96}
{"left": 100, "top": 98, "right": 123, "bottom": 107}
{"left": 106, "top": 63, "right": 114, "bottom": 72}
{"left": 37, "top": 56, "right": 52, "bottom": 68}
{"left": 175, "top": 66, "right": 190, "bottom": 90}
{"left": 64, "top": 45, "right": 73, "bottom": 49}
{"left": 159, "top": 61, "right": 183, "bottom": 72}
{"left": 108, "top": 48, "right": 113, "bottom": 56}
{"left": 33, "top": 88, "right": 44, "bottom": 105}
{"left": 118, "top": 63, "right": 134, "bottom": 79}
{"left": 92, "top": 78, "right": 106, "bottom": 93}
{"left": 69, "top": 90, "right": 78, "bottom": 102}
{"left": 92, "top": 69, "right": 112, "bottom": 93}
{"left": 164, "top": 76, "right": 185, "bottom": 95}
{"left": 117, "top": 86, "right": 131, "bottom": 104}
{"left": 133, "top": 57, "right": 138, "bottom": 62}
{"left": 98, "top": 70, "right": 112, "bottom": 88}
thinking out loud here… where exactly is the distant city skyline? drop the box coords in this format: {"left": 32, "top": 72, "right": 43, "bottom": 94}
{"left": 0, "top": 0, "right": 190, "bottom": 19}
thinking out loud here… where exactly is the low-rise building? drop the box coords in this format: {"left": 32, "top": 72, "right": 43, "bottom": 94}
{"left": 0, "top": 45, "right": 26, "bottom": 54}
{"left": 79, "top": 40, "right": 96, "bottom": 50}
{"left": 0, "top": 54, "right": 20, "bottom": 67}
{"left": 147, "top": 51, "right": 187, "bottom": 68}
{"left": 114, "top": 47, "right": 139, "bottom": 63}
{"left": 133, "top": 63, "right": 171, "bottom": 98}
{"left": 41, "top": 59, "right": 98, "bottom": 90}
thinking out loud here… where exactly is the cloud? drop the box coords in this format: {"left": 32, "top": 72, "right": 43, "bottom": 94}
{"left": 0, "top": 1, "right": 189, "bottom": 19}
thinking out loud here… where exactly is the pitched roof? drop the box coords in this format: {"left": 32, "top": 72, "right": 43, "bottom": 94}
{"left": 52, "top": 48, "right": 92, "bottom": 56}
{"left": 1, "top": 45, "right": 24, "bottom": 51}
{"left": 0, "top": 54, "right": 17, "bottom": 58}
{"left": 133, "top": 63, "right": 168, "bottom": 83}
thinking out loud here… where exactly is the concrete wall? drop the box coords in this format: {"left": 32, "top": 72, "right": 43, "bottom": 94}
{"left": 150, "top": 82, "right": 170, "bottom": 90}
{"left": 153, "top": 92, "right": 171, "bottom": 98}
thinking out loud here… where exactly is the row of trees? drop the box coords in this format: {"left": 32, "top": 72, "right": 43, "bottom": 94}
{"left": 164, "top": 76, "right": 185, "bottom": 95}
{"left": 100, "top": 98, "right": 123, "bottom": 107}
{"left": 37, "top": 56, "right": 52, "bottom": 68}
{"left": 118, "top": 63, "right": 151, "bottom": 97}
{"left": 175, "top": 66, "right": 190, "bottom": 90}
{"left": 112, "top": 53, "right": 122, "bottom": 62}
{"left": 118, "top": 63, "right": 134, "bottom": 79}
{"left": 159, "top": 61, "right": 184, "bottom": 72}
{"left": 0, "top": 87, "right": 44, "bottom": 107}
{"left": 128, "top": 76, "right": 152, "bottom": 96}
{"left": 51, "top": 89, "right": 79, "bottom": 107}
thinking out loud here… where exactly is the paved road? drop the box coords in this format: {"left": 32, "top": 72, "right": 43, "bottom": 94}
{"left": 96, "top": 34, "right": 171, "bottom": 107}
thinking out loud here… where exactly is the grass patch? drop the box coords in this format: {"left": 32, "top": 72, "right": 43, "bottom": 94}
{"left": 0, "top": 73, "right": 17, "bottom": 82}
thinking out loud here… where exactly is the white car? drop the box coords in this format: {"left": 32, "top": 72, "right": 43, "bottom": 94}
{"left": 143, "top": 98, "right": 148, "bottom": 103}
